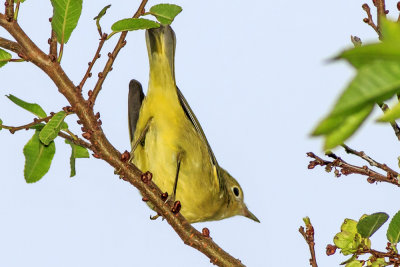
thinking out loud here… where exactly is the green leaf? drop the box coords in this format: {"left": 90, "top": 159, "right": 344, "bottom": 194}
{"left": 6, "top": 94, "right": 47, "bottom": 118}
{"left": 338, "top": 19, "right": 400, "bottom": 69}
{"left": 357, "top": 212, "right": 389, "bottom": 238}
{"left": 329, "top": 61, "right": 400, "bottom": 117}
{"left": 345, "top": 260, "right": 363, "bottom": 267}
{"left": 0, "top": 48, "right": 11, "bottom": 68}
{"left": 39, "top": 111, "right": 67, "bottom": 145}
{"left": 381, "top": 18, "right": 400, "bottom": 43}
{"left": 65, "top": 140, "right": 89, "bottom": 177}
{"left": 61, "top": 121, "right": 68, "bottom": 130}
{"left": 321, "top": 104, "right": 373, "bottom": 150}
{"left": 149, "top": 4, "right": 182, "bottom": 25}
{"left": 111, "top": 18, "right": 160, "bottom": 32}
{"left": 387, "top": 210, "right": 400, "bottom": 244}
{"left": 378, "top": 101, "right": 400, "bottom": 122}
{"left": 23, "top": 131, "right": 56, "bottom": 183}
{"left": 339, "top": 43, "right": 400, "bottom": 69}
{"left": 50, "top": 0, "right": 83, "bottom": 44}
{"left": 94, "top": 4, "right": 111, "bottom": 20}
{"left": 0, "top": 118, "right": 2, "bottom": 130}
{"left": 29, "top": 123, "right": 45, "bottom": 130}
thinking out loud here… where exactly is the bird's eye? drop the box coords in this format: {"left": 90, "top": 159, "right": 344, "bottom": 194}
{"left": 232, "top": 186, "right": 240, "bottom": 197}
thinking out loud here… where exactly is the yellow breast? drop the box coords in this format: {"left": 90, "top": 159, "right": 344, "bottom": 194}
{"left": 132, "top": 83, "right": 223, "bottom": 222}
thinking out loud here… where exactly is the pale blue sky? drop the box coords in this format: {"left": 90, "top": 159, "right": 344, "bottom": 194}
{"left": 1, "top": 0, "right": 400, "bottom": 266}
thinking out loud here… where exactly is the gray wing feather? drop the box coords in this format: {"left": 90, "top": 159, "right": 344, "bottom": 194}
{"left": 128, "top": 79, "right": 144, "bottom": 144}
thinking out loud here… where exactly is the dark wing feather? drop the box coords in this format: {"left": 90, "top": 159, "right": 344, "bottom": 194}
{"left": 128, "top": 79, "right": 144, "bottom": 144}
{"left": 176, "top": 87, "right": 226, "bottom": 192}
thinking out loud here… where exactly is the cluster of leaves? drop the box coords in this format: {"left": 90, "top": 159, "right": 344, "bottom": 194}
{"left": 332, "top": 211, "right": 400, "bottom": 266}
{"left": 0, "top": 95, "right": 89, "bottom": 182}
{"left": 0, "top": 1, "right": 182, "bottom": 65}
{"left": 0, "top": 1, "right": 183, "bottom": 183}
{"left": 312, "top": 18, "right": 400, "bottom": 150}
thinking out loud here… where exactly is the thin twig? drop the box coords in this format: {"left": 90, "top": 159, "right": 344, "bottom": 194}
{"left": 49, "top": 29, "right": 57, "bottom": 61}
{"left": 88, "top": 0, "right": 147, "bottom": 107}
{"left": 299, "top": 217, "right": 318, "bottom": 267}
{"left": 307, "top": 152, "right": 400, "bottom": 187}
{"left": 342, "top": 144, "right": 400, "bottom": 177}
{"left": 1, "top": 115, "right": 53, "bottom": 133}
{"left": 397, "top": 2, "right": 400, "bottom": 22}
{"left": 58, "top": 131, "right": 92, "bottom": 150}
{"left": 78, "top": 33, "right": 107, "bottom": 91}
{"left": 5, "top": 0, "right": 14, "bottom": 21}
{"left": 374, "top": 0, "right": 387, "bottom": 31}
{"left": 362, "top": 3, "right": 381, "bottom": 38}
{"left": 379, "top": 103, "right": 400, "bottom": 141}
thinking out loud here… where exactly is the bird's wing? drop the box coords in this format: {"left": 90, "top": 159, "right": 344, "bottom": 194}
{"left": 128, "top": 79, "right": 145, "bottom": 144}
{"left": 176, "top": 87, "right": 226, "bottom": 192}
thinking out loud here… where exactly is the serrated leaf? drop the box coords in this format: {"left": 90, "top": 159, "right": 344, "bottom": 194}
{"left": 357, "top": 212, "right": 389, "bottom": 238}
{"left": 149, "top": 4, "right": 182, "bottom": 25}
{"left": 387, "top": 210, "right": 400, "bottom": 244}
{"left": 39, "top": 111, "right": 67, "bottom": 145}
{"left": 0, "top": 48, "right": 11, "bottom": 68}
{"left": 50, "top": 0, "right": 82, "bottom": 44}
{"left": 111, "top": 18, "right": 160, "bottom": 32}
{"left": 320, "top": 104, "right": 373, "bottom": 150}
{"left": 94, "top": 4, "right": 111, "bottom": 20}
{"left": 65, "top": 140, "right": 89, "bottom": 177}
{"left": 23, "top": 131, "right": 56, "bottom": 183}
{"left": 6, "top": 94, "right": 47, "bottom": 118}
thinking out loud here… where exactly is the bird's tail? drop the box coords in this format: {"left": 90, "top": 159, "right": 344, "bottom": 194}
{"left": 145, "top": 25, "right": 176, "bottom": 82}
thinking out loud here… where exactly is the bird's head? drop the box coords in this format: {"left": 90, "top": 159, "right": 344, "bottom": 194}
{"left": 219, "top": 168, "right": 260, "bottom": 223}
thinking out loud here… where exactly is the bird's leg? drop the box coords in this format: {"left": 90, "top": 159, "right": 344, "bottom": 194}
{"left": 130, "top": 117, "right": 153, "bottom": 155}
{"left": 169, "top": 152, "right": 182, "bottom": 203}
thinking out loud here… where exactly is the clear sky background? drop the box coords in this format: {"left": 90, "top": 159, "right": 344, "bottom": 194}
{"left": 1, "top": 0, "right": 400, "bottom": 266}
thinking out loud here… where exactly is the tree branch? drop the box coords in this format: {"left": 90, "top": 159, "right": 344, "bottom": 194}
{"left": 341, "top": 144, "right": 399, "bottom": 177}
{"left": 78, "top": 33, "right": 106, "bottom": 92}
{"left": 1, "top": 114, "right": 53, "bottom": 133}
{"left": 0, "top": 4, "right": 245, "bottom": 266}
{"left": 362, "top": 3, "right": 380, "bottom": 37}
{"left": 49, "top": 27, "right": 58, "bottom": 61}
{"left": 5, "top": 0, "right": 14, "bottom": 22}
{"left": 88, "top": 0, "right": 148, "bottom": 107}
{"left": 379, "top": 103, "right": 400, "bottom": 141}
{"left": 58, "top": 131, "right": 92, "bottom": 150}
{"left": 299, "top": 217, "right": 318, "bottom": 267}
{"left": 307, "top": 152, "right": 400, "bottom": 187}
{"left": 0, "top": 36, "right": 24, "bottom": 55}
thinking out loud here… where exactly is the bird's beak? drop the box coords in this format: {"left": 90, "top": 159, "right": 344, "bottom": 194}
{"left": 243, "top": 205, "right": 260, "bottom": 223}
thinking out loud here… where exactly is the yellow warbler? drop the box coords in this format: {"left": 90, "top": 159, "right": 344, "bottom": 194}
{"left": 128, "top": 25, "right": 259, "bottom": 223}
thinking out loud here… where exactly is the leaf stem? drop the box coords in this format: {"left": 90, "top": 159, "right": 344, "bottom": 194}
{"left": 14, "top": 0, "right": 20, "bottom": 21}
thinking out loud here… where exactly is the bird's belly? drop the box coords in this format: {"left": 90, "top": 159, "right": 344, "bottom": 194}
{"left": 132, "top": 111, "right": 221, "bottom": 223}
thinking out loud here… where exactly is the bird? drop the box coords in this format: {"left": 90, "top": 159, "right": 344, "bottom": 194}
{"left": 128, "top": 24, "right": 259, "bottom": 223}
